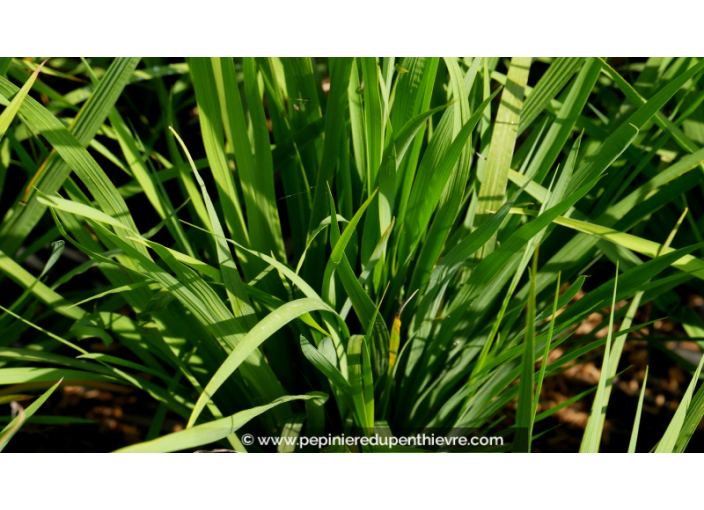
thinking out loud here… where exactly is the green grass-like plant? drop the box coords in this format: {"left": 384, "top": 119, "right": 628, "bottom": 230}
{"left": 1, "top": 57, "right": 704, "bottom": 452}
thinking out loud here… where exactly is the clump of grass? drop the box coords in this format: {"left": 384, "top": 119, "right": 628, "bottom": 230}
{"left": 1, "top": 57, "right": 704, "bottom": 452}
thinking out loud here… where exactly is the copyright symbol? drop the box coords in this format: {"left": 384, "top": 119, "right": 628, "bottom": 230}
{"left": 241, "top": 433, "right": 254, "bottom": 446}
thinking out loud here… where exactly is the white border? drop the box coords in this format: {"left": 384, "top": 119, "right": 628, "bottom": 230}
{"left": 1, "top": 454, "right": 700, "bottom": 507}
{"left": 0, "top": 1, "right": 700, "bottom": 55}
